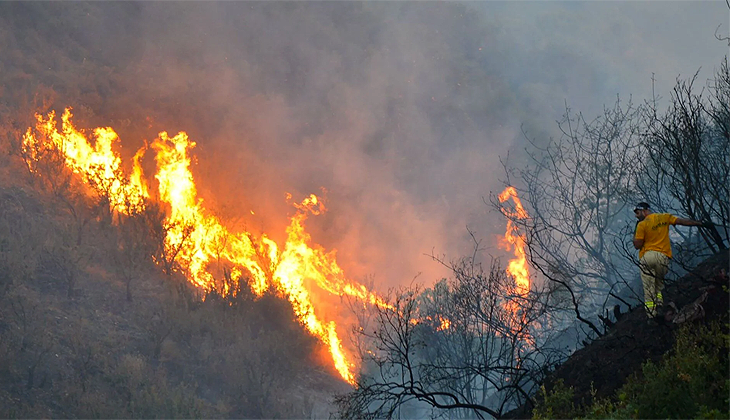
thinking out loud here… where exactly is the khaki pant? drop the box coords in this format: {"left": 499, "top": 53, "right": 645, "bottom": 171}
{"left": 639, "top": 250, "right": 670, "bottom": 317}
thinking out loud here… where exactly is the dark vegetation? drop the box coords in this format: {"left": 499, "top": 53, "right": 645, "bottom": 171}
{"left": 525, "top": 251, "right": 730, "bottom": 419}
{"left": 533, "top": 320, "right": 729, "bottom": 420}
{"left": 0, "top": 177, "right": 344, "bottom": 417}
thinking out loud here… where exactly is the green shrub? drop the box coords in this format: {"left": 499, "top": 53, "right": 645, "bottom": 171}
{"left": 616, "top": 323, "right": 729, "bottom": 419}
{"left": 532, "top": 379, "right": 580, "bottom": 420}
{"left": 581, "top": 383, "right": 622, "bottom": 419}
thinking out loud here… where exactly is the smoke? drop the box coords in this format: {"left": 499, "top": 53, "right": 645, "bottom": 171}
{"left": 2, "top": 1, "right": 725, "bottom": 290}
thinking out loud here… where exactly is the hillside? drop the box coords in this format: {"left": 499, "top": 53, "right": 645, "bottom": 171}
{"left": 507, "top": 250, "right": 730, "bottom": 419}
{"left": 0, "top": 178, "right": 349, "bottom": 418}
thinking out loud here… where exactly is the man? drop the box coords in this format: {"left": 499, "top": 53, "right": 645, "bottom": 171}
{"left": 632, "top": 202, "right": 711, "bottom": 322}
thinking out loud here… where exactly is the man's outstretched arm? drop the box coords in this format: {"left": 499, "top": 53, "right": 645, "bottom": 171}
{"left": 675, "top": 217, "right": 711, "bottom": 227}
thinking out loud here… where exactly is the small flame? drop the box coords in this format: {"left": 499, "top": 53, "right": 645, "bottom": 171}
{"left": 409, "top": 314, "right": 451, "bottom": 331}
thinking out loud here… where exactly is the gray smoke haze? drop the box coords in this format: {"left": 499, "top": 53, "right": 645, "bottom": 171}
{"left": 6, "top": 1, "right": 726, "bottom": 290}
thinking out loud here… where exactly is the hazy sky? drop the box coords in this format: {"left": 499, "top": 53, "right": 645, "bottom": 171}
{"left": 7, "top": 1, "right": 727, "bottom": 290}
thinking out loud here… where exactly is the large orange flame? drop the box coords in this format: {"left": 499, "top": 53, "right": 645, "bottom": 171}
{"left": 22, "top": 108, "right": 392, "bottom": 385}
{"left": 498, "top": 186, "right": 530, "bottom": 295}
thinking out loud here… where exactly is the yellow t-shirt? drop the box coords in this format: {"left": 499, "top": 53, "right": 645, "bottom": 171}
{"left": 634, "top": 213, "right": 678, "bottom": 259}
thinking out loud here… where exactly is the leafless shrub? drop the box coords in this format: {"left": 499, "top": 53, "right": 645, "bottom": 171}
{"left": 337, "top": 254, "right": 562, "bottom": 419}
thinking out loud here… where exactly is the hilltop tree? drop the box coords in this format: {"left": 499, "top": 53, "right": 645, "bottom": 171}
{"left": 636, "top": 59, "right": 729, "bottom": 266}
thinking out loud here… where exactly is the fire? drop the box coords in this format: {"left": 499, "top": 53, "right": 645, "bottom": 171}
{"left": 438, "top": 317, "right": 451, "bottom": 331}
{"left": 498, "top": 186, "right": 530, "bottom": 295}
{"left": 498, "top": 186, "right": 536, "bottom": 350}
{"left": 409, "top": 314, "right": 451, "bottom": 331}
{"left": 22, "top": 109, "right": 149, "bottom": 212}
{"left": 22, "top": 108, "right": 392, "bottom": 385}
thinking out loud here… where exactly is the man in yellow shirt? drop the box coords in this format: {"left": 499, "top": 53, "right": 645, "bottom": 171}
{"left": 632, "top": 202, "right": 709, "bottom": 322}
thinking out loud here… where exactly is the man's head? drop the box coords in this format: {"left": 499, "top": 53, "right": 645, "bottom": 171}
{"left": 634, "top": 202, "right": 651, "bottom": 221}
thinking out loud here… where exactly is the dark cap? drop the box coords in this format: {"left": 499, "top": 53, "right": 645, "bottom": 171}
{"left": 634, "top": 202, "right": 650, "bottom": 211}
